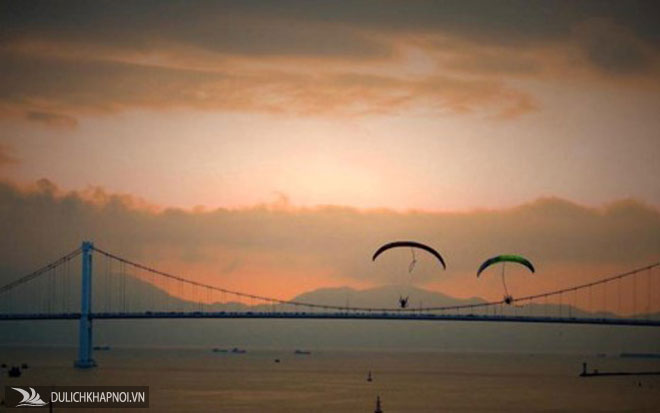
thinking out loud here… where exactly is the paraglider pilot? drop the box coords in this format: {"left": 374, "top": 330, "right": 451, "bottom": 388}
{"left": 399, "top": 295, "right": 409, "bottom": 309}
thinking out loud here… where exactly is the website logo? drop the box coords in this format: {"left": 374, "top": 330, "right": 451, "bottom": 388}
{"left": 11, "top": 387, "right": 48, "bottom": 407}
{"left": 4, "top": 386, "right": 149, "bottom": 408}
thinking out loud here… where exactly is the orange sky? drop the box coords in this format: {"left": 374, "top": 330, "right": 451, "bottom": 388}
{"left": 1, "top": 2, "right": 659, "bottom": 310}
{"left": 1, "top": 1, "right": 659, "bottom": 211}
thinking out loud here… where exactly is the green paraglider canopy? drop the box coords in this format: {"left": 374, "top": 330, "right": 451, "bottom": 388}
{"left": 477, "top": 254, "right": 535, "bottom": 304}
{"left": 477, "top": 255, "right": 535, "bottom": 277}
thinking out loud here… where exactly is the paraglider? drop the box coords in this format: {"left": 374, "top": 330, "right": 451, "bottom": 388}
{"left": 372, "top": 241, "right": 446, "bottom": 308}
{"left": 477, "top": 254, "right": 534, "bottom": 304}
{"left": 372, "top": 241, "right": 446, "bottom": 270}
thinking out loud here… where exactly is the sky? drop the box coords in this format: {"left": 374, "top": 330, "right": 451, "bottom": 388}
{"left": 1, "top": 1, "right": 659, "bottom": 307}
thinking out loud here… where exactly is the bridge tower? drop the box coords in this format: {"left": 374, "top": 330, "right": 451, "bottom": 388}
{"left": 74, "top": 241, "right": 96, "bottom": 368}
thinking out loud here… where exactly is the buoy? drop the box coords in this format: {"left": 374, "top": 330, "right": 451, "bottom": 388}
{"left": 374, "top": 395, "right": 383, "bottom": 413}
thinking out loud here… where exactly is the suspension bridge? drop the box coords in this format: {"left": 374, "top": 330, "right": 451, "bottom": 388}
{"left": 1, "top": 241, "right": 659, "bottom": 368}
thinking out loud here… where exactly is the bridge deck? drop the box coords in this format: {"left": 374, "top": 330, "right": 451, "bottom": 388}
{"left": 1, "top": 311, "right": 659, "bottom": 327}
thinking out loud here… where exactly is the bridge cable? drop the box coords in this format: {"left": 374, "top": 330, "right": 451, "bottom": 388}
{"left": 91, "top": 246, "right": 660, "bottom": 314}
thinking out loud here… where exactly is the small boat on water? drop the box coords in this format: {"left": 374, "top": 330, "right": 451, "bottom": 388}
{"left": 367, "top": 371, "right": 373, "bottom": 382}
{"left": 8, "top": 366, "right": 21, "bottom": 377}
{"left": 620, "top": 353, "right": 660, "bottom": 359}
{"left": 213, "top": 347, "right": 246, "bottom": 354}
{"left": 93, "top": 345, "right": 111, "bottom": 351}
{"left": 294, "top": 350, "right": 311, "bottom": 355}
{"left": 580, "top": 361, "right": 660, "bottom": 377}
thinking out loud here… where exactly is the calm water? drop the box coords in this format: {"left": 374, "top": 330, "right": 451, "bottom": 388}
{"left": 1, "top": 347, "right": 659, "bottom": 412}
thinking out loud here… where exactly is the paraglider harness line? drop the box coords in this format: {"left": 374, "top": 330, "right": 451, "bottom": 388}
{"left": 87, "top": 247, "right": 660, "bottom": 314}
{"left": 501, "top": 262, "right": 510, "bottom": 297}
{"left": 408, "top": 248, "right": 417, "bottom": 273}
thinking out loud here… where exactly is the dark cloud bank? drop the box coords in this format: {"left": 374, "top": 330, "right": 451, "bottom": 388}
{"left": 1, "top": 179, "right": 658, "bottom": 286}
{"left": 1, "top": 1, "right": 659, "bottom": 124}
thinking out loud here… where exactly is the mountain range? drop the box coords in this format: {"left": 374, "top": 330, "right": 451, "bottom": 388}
{"left": 1, "top": 276, "right": 659, "bottom": 354}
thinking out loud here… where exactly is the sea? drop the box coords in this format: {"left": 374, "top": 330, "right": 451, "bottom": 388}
{"left": 1, "top": 347, "right": 659, "bottom": 412}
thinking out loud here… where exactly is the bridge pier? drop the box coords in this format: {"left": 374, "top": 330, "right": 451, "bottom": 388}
{"left": 74, "top": 241, "right": 96, "bottom": 368}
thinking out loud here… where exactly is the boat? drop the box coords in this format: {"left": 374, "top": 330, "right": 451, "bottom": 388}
{"left": 8, "top": 366, "right": 21, "bottom": 377}
{"left": 212, "top": 348, "right": 228, "bottom": 353}
{"left": 294, "top": 350, "right": 311, "bottom": 355}
{"left": 580, "top": 361, "right": 660, "bottom": 377}
{"left": 367, "top": 371, "right": 373, "bottom": 382}
{"left": 231, "top": 348, "right": 246, "bottom": 354}
{"left": 93, "top": 345, "right": 111, "bottom": 351}
{"left": 620, "top": 353, "right": 660, "bottom": 359}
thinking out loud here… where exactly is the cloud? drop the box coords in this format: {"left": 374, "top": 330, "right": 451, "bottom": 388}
{"left": 25, "top": 110, "right": 78, "bottom": 128}
{"left": 1, "top": 1, "right": 658, "bottom": 125}
{"left": 0, "top": 1, "right": 391, "bottom": 60}
{"left": 1, "top": 180, "right": 658, "bottom": 301}
{"left": 4, "top": 1, "right": 657, "bottom": 51}
{"left": 0, "top": 144, "right": 19, "bottom": 166}
{"left": 0, "top": 51, "right": 535, "bottom": 120}
{"left": 573, "top": 18, "right": 657, "bottom": 76}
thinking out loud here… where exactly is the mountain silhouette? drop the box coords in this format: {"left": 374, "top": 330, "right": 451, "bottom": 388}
{"left": 3, "top": 274, "right": 659, "bottom": 353}
{"left": 292, "top": 285, "right": 485, "bottom": 309}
